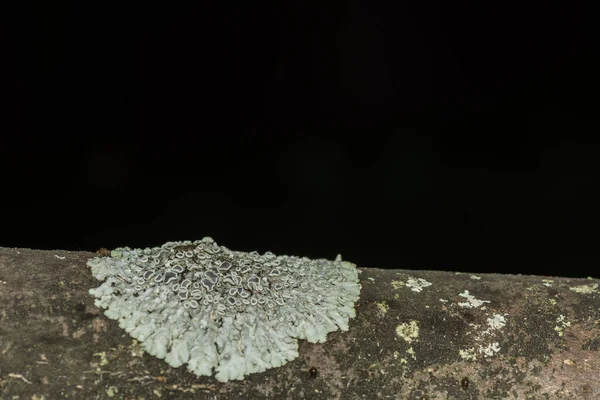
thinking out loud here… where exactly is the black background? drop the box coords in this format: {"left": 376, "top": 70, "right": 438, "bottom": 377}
{"left": 4, "top": 2, "right": 599, "bottom": 277}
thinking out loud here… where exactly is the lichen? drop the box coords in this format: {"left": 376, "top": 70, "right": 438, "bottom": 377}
{"left": 459, "top": 347, "right": 477, "bottom": 361}
{"left": 479, "top": 342, "right": 501, "bottom": 357}
{"left": 554, "top": 315, "right": 571, "bottom": 337}
{"left": 456, "top": 290, "right": 490, "bottom": 309}
{"left": 376, "top": 302, "right": 389, "bottom": 316}
{"left": 87, "top": 237, "right": 361, "bottom": 382}
{"left": 484, "top": 314, "right": 507, "bottom": 333}
{"left": 569, "top": 283, "right": 598, "bottom": 294}
{"left": 395, "top": 320, "right": 419, "bottom": 343}
{"left": 405, "top": 277, "right": 432, "bottom": 292}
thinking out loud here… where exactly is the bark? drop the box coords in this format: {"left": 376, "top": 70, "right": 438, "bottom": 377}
{"left": 1, "top": 247, "right": 599, "bottom": 399}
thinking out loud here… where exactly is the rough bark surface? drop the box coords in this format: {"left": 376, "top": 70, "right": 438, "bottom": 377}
{"left": 0, "top": 247, "right": 599, "bottom": 399}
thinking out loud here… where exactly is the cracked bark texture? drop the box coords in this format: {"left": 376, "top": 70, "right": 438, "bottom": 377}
{"left": 0, "top": 247, "right": 599, "bottom": 399}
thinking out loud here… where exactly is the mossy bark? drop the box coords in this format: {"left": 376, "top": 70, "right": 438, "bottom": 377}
{"left": 1, "top": 247, "right": 599, "bottom": 399}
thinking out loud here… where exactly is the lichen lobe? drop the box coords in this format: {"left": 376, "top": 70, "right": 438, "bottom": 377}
{"left": 87, "top": 237, "right": 361, "bottom": 382}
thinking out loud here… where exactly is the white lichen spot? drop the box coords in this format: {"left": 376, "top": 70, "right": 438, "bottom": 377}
{"left": 87, "top": 237, "right": 361, "bottom": 383}
{"left": 457, "top": 290, "right": 491, "bottom": 309}
{"left": 376, "top": 302, "right": 389, "bottom": 316}
{"left": 569, "top": 283, "right": 599, "bottom": 294}
{"left": 405, "top": 278, "right": 432, "bottom": 293}
{"left": 468, "top": 322, "right": 480, "bottom": 331}
{"left": 439, "top": 298, "right": 448, "bottom": 303}
{"left": 367, "top": 277, "right": 375, "bottom": 282}
{"left": 395, "top": 320, "right": 419, "bottom": 343}
{"left": 563, "top": 359, "right": 574, "bottom": 366}
{"left": 407, "top": 346, "right": 416, "bottom": 360}
{"left": 393, "top": 351, "right": 399, "bottom": 359}
{"left": 459, "top": 348, "right": 477, "bottom": 361}
{"left": 479, "top": 342, "right": 501, "bottom": 357}
{"left": 469, "top": 275, "right": 481, "bottom": 280}
{"left": 554, "top": 315, "right": 571, "bottom": 337}
{"left": 486, "top": 314, "right": 506, "bottom": 331}
{"left": 542, "top": 279, "right": 554, "bottom": 287}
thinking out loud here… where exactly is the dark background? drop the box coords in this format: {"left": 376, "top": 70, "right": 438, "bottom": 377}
{"left": 3, "top": 2, "right": 599, "bottom": 277}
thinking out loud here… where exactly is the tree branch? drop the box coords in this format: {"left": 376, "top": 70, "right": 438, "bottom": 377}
{"left": 0, "top": 247, "right": 599, "bottom": 399}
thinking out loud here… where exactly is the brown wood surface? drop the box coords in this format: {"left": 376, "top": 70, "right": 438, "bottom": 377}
{"left": 1, "top": 247, "right": 599, "bottom": 399}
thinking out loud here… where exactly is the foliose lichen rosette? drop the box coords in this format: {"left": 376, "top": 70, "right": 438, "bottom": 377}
{"left": 87, "top": 237, "right": 361, "bottom": 382}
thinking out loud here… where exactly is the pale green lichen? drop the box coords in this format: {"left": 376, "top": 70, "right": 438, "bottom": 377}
{"left": 569, "top": 283, "right": 598, "bottom": 294}
{"left": 391, "top": 280, "right": 404, "bottom": 290}
{"left": 395, "top": 320, "right": 419, "bottom": 343}
{"left": 87, "top": 237, "right": 361, "bottom": 382}
{"left": 376, "top": 302, "right": 389, "bottom": 316}
{"left": 554, "top": 315, "right": 571, "bottom": 337}
{"left": 479, "top": 342, "right": 501, "bottom": 357}
{"left": 459, "top": 348, "right": 477, "bottom": 361}
{"left": 106, "top": 386, "right": 118, "bottom": 397}
{"left": 485, "top": 314, "right": 506, "bottom": 331}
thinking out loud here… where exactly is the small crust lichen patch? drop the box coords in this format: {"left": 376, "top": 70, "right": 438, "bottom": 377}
{"left": 376, "top": 302, "right": 389, "bottom": 317}
{"left": 405, "top": 278, "right": 432, "bottom": 293}
{"left": 457, "top": 290, "right": 490, "bottom": 309}
{"left": 87, "top": 237, "right": 361, "bottom": 382}
{"left": 395, "top": 320, "right": 419, "bottom": 343}
{"left": 569, "top": 283, "right": 599, "bottom": 294}
{"left": 459, "top": 348, "right": 477, "bottom": 361}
